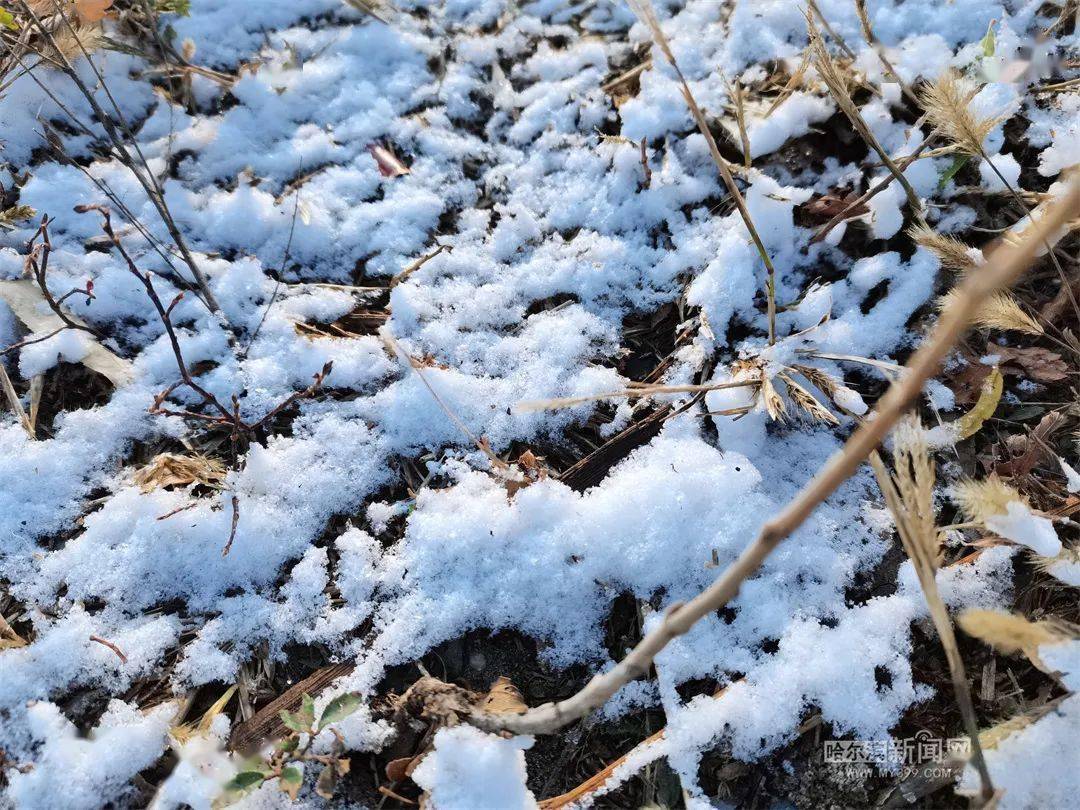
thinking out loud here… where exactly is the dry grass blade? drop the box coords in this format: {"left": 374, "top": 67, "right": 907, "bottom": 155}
{"left": 466, "top": 180, "right": 1079, "bottom": 741}
{"left": 764, "top": 50, "right": 811, "bottom": 117}
{"left": 627, "top": 0, "right": 779, "bottom": 343}
{"left": 0, "top": 363, "right": 34, "bottom": 438}
{"left": 909, "top": 224, "right": 979, "bottom": 273}
{"left": 807, "top": 12, "right": 922, "bottom": 214}
{"left": 517, "top": 379, "right": 757, "bottom": 412}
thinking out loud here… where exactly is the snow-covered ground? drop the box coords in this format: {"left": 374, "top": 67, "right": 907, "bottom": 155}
{"left": 1, "top": 0, "right": 1078, "bottom": 807}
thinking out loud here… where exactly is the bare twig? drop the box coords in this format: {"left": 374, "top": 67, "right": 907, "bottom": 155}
{"left": 88, "top": 635, "right": 128, "bottom": 664}
{"left": 811, "top": 135, "right": 935, "bottom": 243}
{"left": 13, "top": 0, "right": 225, "bottom": 319}
{"left": 467, "top": 180, "right": 1080, "bottom": 736}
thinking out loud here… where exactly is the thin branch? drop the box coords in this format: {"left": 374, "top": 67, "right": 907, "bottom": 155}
{"left": 467, "top": 179, "right": 1080, "bottom": 737}
{"left": 13, "top": 0, "right": 225, "bottom": 318}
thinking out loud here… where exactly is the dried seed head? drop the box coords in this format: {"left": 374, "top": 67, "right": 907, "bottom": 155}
{"left": 919, "top": 72, "right": 1004, "bottom": 157}
{"left": 779, "top": 372, "right": 838, "bottom": 425}
{"left": 958, "top": 609, "right": 1069, "bottom": 655}
{"left": 950, "top": 475, "right": 1019, "bottom": 524}
{"left": 758, "top": 374, "right": 788, "bottom": 422}
{"left": 938, "top": 288, "right": 1043, "bottom": 335}
{"left": 133, "top": 453, "right": 225, "bottom": 492}
{"left": 909, "top": 224, "right": 979, "bottom": 274}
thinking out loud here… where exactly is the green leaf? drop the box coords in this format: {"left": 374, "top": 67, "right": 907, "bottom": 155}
{"left": 297, "top": 693, "right": 316, "bottom": 729}
{"left": 274, "top": 736, "right": 300, "bottom": 753}
{"left": 279, "top": 709, "right": 310, "bottom": 733}
{"left": 279, "top": 766, "right": 303, "bottom": 801}
{"left": 938, "top": 154, "right": 969, "bottom": 190}
{"left": 0, "top": 9, "right": 18, "bottom": 31}
{"left": 980, "top": 20, "right": 996, "bottom": 58}
{"left": 317, "top": 692, "right": 363, "bottom": 731}
{"left": 224, "top": 771, "right": 267, "bottom": 792}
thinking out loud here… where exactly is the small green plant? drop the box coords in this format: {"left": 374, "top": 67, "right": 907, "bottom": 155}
{"left": 217, "top": 692, "right": 363, "bottom": 805}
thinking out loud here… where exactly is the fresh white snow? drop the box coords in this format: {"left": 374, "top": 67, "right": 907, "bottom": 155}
{"left": 0, "top": 0, "right": 1077, "bottom": 806}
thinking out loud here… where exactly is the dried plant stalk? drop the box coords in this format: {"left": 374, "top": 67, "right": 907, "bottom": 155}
{"left": 868, "top": 421, "right": 993, "bottom": 800}
{"left": 807, "top": 12, "right": 923, "bottom": 215}
{"left": 468, "top": 180, "right": 1079, "bottom": 740}
{"left": 628, "top": 0, "right": 780, "bottom": 343}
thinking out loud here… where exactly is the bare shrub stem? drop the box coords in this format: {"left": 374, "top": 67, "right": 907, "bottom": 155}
{"left": 468, "top": 180, "right": 1080, "bottom": 737}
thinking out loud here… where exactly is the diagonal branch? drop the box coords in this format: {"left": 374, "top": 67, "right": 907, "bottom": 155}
{"left": 467, "top": 179, "right": 1080, "bottom": 737}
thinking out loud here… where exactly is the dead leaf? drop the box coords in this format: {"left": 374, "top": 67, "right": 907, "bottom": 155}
{"left": 993, "top": 410, "right": 1064, "bottom": 478}
{"left": 478, "top": 676, "right": 528, "bottom": 715}
{"left": 0, "top": 613, "right": 27, "bottom": 651}
{"left": 0, "top": 280, "right": 133, "bottom": 387}
{"left": 947, "top": 357, "right": 992, "bottom": 406}
{"left": 133, "top": 453, "right": 225, "bottom": 492}
{"left": 802, "top": 191, "right": 868, "bottom": 220}
{"left": 368, "top": 144, "right": 410, "bottom": 178}
{"left": 955, "top": 366, "right": 1003, "bottom": 440}
{"left": 993, "top": 346, "right": 1069, "bottom": 383}
{"left": 74, "top": 0, "right": 114, "bottom": 23}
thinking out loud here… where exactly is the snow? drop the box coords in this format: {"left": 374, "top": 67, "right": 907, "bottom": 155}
{"left": 984, "top": 501, "right": 1062, "bottom": 558}
{"left": 959, "top": 640, "right": 1080, "bottom": 809}
{"left": 411, "top": 725, "right": 537, "bottom": 810}
{"left": 0, "top": 0, "right": 1074, "bottom": 806}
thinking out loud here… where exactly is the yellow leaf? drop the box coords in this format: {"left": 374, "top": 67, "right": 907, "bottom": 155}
{"left": 955, "top": 366, "right": 1003, "bottom": 440}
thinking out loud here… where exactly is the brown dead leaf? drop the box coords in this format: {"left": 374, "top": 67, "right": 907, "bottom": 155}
{"left": 993, "top": 410, "right": 1064, "bottom": 478}
{"left": 946, "top": 356, "right": 992, "bottom": 406}
{"left": 76, "top": 0, "right": 114, "bottom": 22}
{"left": 0, "top": 613, "right": 27, "bottom": 651}
{"left": 801, "top": 191, "right": 868, "bottom": 220}
{"left": 478, "top": 676, "right": 528, "bottom": 715}
{"left": 133, "top": 453, "right": 225, "bottom": 492}
{"left": 993, "top": 346, "right": 1069, "bottom": 383}
{"left": 385, "top": 675, "right": 528, "bottom": 801}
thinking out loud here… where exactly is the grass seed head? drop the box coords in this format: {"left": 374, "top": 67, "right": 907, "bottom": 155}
{"left": 909, "top": 224, "right": 979, "bottom": 274}
{"left": 950, "top": 475, "right": 1020, "bottom": 524}
{"left": 919, "top": 72, "right": 1004, "bottom": 157}
{"left": 957, "top": 609, "right": 1070, "bottom": 655}
{"left": 938, "top": 288, "right": 1043, "bottom": 335}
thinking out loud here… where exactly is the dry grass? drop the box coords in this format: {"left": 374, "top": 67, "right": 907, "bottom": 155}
{"left": 938, "top": 288, "right": 1043, "bottom": 335}
{"left": 920, "top": 72, "right": 1003, "bottom": 158}
{"left": 909, "top": 224, "right": 979, "bottom": 274}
